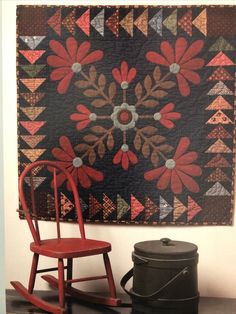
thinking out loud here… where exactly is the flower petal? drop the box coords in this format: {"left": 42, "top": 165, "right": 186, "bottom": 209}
{"left": 127, "top": 68, "right": 137, "bottom": 83}
{"left": 76, "top": 104, "right": 91, "bottom": 115}
{"left": 161, "top": 41, "right": 175, "bottom": 64}
{"left": 121, "top": 61, "right": 128, "bottom": 81}
{"left": 157, "top": 169, "right": 171, "bottom": 190}
{"left": 160, "top": 102, "right": 175, "bottom": 114}
{"left": 47, "top": 55, "right": 71, "bottom": 67}
{"left": 70, "top": 113, "right": 89, "bottom": 121}
{"left": 122, "top": 153, "right": 129, "bottom": 170}
{"left": 52, "top": 147, "right": 72, "bottom": 162}
{"left": 176, "top": 152, "right": 198, "bottom": 165}
{"left": 162, "top": 112, "right": 181, "bottom": 120}
{"left": 83, "top": 165, "right": 104, "bottom": 181}
{"left": 76, "top": 41, "right": 91, "bottom": 62}
{"left": 66, "top": 37, "right": 78, "bottom": 62}
{"left": 144, "top": 166, "right": 166, "bottom": 181}
{"left": 57, "top": 72, "right": 74, "bottom": 94}
{"left": 51, "top": 171, "right": 67, "bottom": 189}
{"left": 146, "top": 51, "right": 169, "bottom": 67}
{"left": 77, "top": 167, "right": 91, "bottom": 188}
{"left": 113, "top": 150, "right": 123, "bottom": 164}
{"left": 80, "top": 50, "right": 103, "bottom": 65}
{"left": 175, "top": 37, "right": 188, "bottom": 63}
{"left": 50, "top": 67, "right": 71, "bottom": 81}
{"left": 176, "top": 73, "right": 190, "bottom": 97}
{"left": 160, "top": 119, "right": 175, "bottom": 129}
{"left": 76, "top": 120, "right": 90, "bottom": 130}
{"left": 59, "top": 136, "right": 76, "bottom": 159}
{"left": 177, "top": 164, "right": 202, "bottom": 176}
{"left": 171, "top": 170, "right": 183, "bottom": 194}
{"left": 179, "top": 40, "right": 204, "bottom": 64}
{"left": 180, "top": 69, "right": 200, "bottom": 84}
{"left": 112, "top": 68, "right": 122, "bottom": 84}
{"left": 49, "top": 40, "right": 71, "bottom": 62}
{"left": 181, "top": 58, "right": 204, "bottom": 70}
{"left": 176, "top": 170, "right": 200, "bottom": 193}
{"left": 127, "top": 150, "right": 138, "bottom": 165}
{"left": 174, "top": 137, "right": 190, "bottom": 160}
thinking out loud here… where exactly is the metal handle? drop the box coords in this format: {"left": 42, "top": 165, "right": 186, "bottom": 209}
{"left": 160, "top": 238, "right": 171, "bottom": 246}
{"left": 120, "top": 266, "right": 189, "bottom": 300}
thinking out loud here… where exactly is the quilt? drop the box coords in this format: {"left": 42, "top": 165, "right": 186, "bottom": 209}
{"left": 17, "top": 5, "right": 236, "bottom": 225}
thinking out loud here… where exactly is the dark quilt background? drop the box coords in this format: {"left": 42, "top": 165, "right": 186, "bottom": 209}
{"left": 17, "top": 5, "right": 236, "bottom": 225}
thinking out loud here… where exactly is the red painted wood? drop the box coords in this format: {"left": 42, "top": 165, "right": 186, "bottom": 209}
{"left": 12, "top": 160, "right": 120, "bottom": 313}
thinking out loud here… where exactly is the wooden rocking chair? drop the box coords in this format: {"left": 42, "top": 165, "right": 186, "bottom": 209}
{"left": 11, "top": 160, "right": 121, "bottom": 314}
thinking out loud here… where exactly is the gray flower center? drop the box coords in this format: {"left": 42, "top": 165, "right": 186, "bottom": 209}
{"left": 72, "top": 157, "right": 83, "bottom": 168}
{"left": 89, "top": 113, "right": 97, "bottom": 121}
{"left": 71, "top": 62, "right": 82, "bottom": 73}
{"left": 169, "top": 63, "right": 180, "bottom": 74}
{"left": 154, "top": 112, "right": 162, "bottom": 121}
{"left": 121, "top": 81, "right": 129, "bottom": 90}
{"left": 121, "top": 144, "right": 129, "bottom": 152}
{"left": 165, "top": 159, "right": 176, "bottom": 169}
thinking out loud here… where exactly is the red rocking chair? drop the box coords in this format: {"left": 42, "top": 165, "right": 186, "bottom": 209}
{"left": 11, "top": 160, "right": 121, "bottom": 314}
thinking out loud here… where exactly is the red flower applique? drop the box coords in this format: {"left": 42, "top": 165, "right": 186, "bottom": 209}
{"left": 50, "top": 136, "right": 104, "bottom": 189}
{"left": 47, "top": 37, "right": 104, "bottom": 94}
{"left": 70, "top": 104, "right": 97, "bottom": 130}
{"left": 144, "top": 137, "right": 202, "bottom": 194}
{"left": 154, "top": 103, "right": 181, "bottom": 129}
{"left": 146, "top": 37, "right": 204, "bottom": 96}
{"left": 112, "top": 61, "right": 137, "bottom": 89}
{"left": 113, "top": 144, "right": 138, "bottom": 170}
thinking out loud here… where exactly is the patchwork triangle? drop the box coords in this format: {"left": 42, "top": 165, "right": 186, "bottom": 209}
{"left": 178, "top": 9, "right": 192, "bottom": 36}
{"left": 205, "top": 96, "right": 233, "bottom": 110}
{"left": 209, "top": 37, "right": 234, "bottom": 51}
{"left": 173, "top": 197, "right": 187, "bottom": 221}
{"left": 20, "top": 107, "right": 46, "bottom": 120}
{"left": 20, "top": 64, "right": 46, "bottom": 78}
{"left": 205, "top": 139, "right": 232, "bottom": 153}
{"left": 105, "top": 10, "right": 119, "bottom": 37}
{"left": 206, "top": 110, "right": 233, "bottom": 124}
{"left": 48, "top": 9, "right": 61, "bottom": 36}
{"left": 21, "top": 135, "right": 46, "bottom": 148}
{"left": 187, "top": 196, "right": 202, "bottom": 222}
{"left": 134, "top": 9, "right": 148, "bottom": 36}
{"left": 207, "top": 52, "right": 234, "bottom": 66}
{"left": 204, "top": 154, "right": 230, "bottom": 168}
{"left": 20, "top": 93, "right": 45, "bottom": 106}
{"left": 207, "top": 125, "right": 232, "bottom": 139}
{"left": 20, "top": 78, "right": 46, "bottom": 92}
{"left": 205, "top": 182, "right": 230, "bottom": 196}
{"left": 131, "top": 194, "right": 144, "bottom": 220}
{"left": 60, "top": 192, "right": 74, "bottom": 217}
{"left": 163, "top": 9, "right": 177, "bottom": 35}
{"left": 120, "top": 10, "right": 133, "bottom": 36}
{"left": 76, "top": 9, "right": 90, "bottom": 36}
{"left": 103, "top": 194, "right": 116, "bottom": 220}
{"left": 207, "top": 67, "right": 234, "bottom": 81}
{"left": 192, "top": 9, "right": 207, "bottom": 36}
{"left": 24, "top": 177, "right": 46, "bottom": 189}
{"left": 206, "top": 168, "right": 230, "bottom": 182}
{"left": 20, "top": 36, "right": 45, "bottom": 50}
{"left": 91, "top": 9, "right": 104, "bottom": 36}
{"left": 144, "top": 197, "right": 159, "bottom": 221}
{"left": 207, "top": 81, "right": 233, "bottom": 95}
{"left": 149, "top": 9, "right": 162, "bottom": 36}
{"left": 89, "top": 194, "right": 103, "bottom": 219}
{"left": 19, "top": 50, "right": 45, "bottom": 64}
{"left": 20, "top": 121, "right": 45, "bottom": 135}
{"left": 21, "top": 149, "right": 46, "bottom": 162}
{"left": 159, "top": 196, "right": 173, "bottom": 220}
{"left": 62, "top": 9, "right": 76, "bottom": 34}
{"left": 117, "top": 194, "right": 130, "bottom": 220}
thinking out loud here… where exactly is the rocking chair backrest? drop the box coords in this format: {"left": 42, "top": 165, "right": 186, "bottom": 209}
{"left": 19, "top": 160, "right": 86, "bottom": 245}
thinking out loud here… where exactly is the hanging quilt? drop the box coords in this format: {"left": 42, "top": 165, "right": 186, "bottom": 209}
{"left": 17, "top": 5, "right": 236, "bottom": 225}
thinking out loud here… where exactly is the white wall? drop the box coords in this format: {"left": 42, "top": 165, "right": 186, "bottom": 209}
{"left": 3, "top": 0, "right": 236, "bottom": 299}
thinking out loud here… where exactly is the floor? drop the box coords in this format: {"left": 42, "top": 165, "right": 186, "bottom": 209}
{"left": 6, "top": 290, "right": 236, "bottom": 314}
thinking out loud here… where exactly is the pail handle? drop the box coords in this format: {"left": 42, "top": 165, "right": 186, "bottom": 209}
{"left": 120, "top": 266, "right": 189, "bottom": 300}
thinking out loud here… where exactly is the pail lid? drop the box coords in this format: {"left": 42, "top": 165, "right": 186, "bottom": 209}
{"left": 134, "top": 238, "right": 198, "bottom": 259}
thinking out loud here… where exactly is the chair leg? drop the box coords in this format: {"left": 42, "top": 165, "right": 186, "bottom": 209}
{"left": 28, "top": 253, "right": 39, "bottom": 294}
{"left": 103, "top": 253, "right": 117, "bottom": 299}
{"left": 58, "top": 258, "right": 65, "bottom": 309}
{"left": 67, "top": 258, "right": 73, "bottom": 287}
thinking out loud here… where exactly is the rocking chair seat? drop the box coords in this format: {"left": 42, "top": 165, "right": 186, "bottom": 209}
{"left": 30, "top": 238, "right": 111, "bottom": 259}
